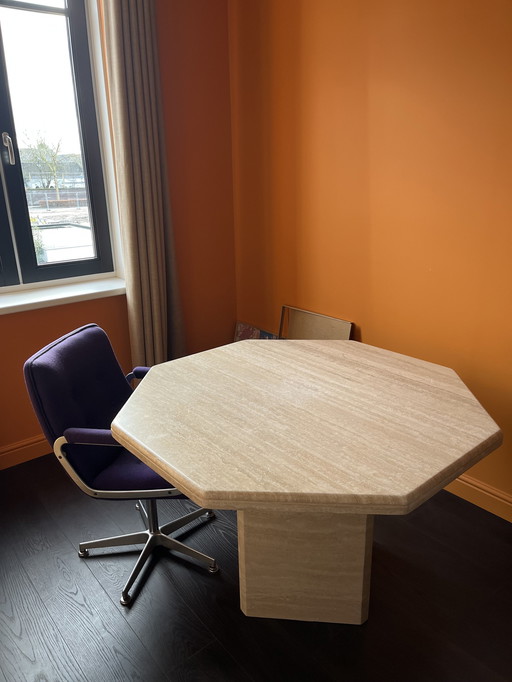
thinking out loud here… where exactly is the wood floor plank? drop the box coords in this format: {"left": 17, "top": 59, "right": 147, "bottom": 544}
{"left": 1, "top": 455, "right": 510, "bottom": 682}
{"left": 160, "top": 554, "right": 333, "bottom": 682}
{"left": 76, "top": 548, "right": 218, "bottom": 670}
{"left": 0, "top": 548, "right": 87, "bottom": 681}
{"left": 396, "top": 490, "right": 512, "bottom": 583}
{"left": 0, "top": 465, "right": 170, "bottom": 681}
{"left": 27, "top": 456, "right": 235, "bottom": 673}
{"left": 21, "top": 544, "right": 169, "bottom": 681}
{"left": 169, "top": 641, "right": 254, "bottom": 681}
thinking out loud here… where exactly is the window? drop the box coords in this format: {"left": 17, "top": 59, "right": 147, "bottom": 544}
{"left": 0, "top": 0, "right": 113, "bottom": 287}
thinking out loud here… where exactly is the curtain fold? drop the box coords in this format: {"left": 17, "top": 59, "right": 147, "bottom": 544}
{"left": 99, "top": 0, "right": 183, "bottom": 366}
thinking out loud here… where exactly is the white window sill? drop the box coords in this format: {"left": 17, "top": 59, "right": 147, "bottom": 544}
{"left": 0, "top": 277, "right": 126, "bottom": 315}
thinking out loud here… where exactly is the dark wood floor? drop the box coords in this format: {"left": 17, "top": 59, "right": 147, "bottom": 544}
{"left": 0, "top": 454, "right": 510, "bottom": 682}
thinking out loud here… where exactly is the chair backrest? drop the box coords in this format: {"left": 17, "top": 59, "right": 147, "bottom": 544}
{"left": 279, "top": 305, "right": 352, "bottom": 340}
{"left": 24, "top": 324, "right": 132, "bottom": 482}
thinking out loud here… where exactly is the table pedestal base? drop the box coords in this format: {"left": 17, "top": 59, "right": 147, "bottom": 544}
{"left": 237, "top": 509, "right": 374, "bottom": 624}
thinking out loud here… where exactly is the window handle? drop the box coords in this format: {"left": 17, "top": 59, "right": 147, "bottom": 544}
{"left": 2, "top": 132, "right": 15, "bottom": 165}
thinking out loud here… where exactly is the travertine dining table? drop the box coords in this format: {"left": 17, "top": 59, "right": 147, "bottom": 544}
{"left": 111, "top": 340, "right": 502, "bottom": 624}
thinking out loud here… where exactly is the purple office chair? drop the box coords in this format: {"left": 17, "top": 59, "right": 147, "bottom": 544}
{"left": 24, "top": 323, "right": 218, "bottom": 606}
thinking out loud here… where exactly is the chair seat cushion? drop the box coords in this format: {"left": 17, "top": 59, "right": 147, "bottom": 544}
{"left": 91, "top": 448, "right": 182, "bottom": 494}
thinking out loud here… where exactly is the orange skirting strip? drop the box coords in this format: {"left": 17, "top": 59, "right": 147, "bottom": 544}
{"left": 446, "top": 474, "right": 512, "bottom": 523}
{"left": 0, "top": 436, "right": 50, "bottom": 471}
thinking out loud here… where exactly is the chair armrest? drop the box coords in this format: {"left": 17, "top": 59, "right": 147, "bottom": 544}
{"left": 133, "top": 366, "right": 150, "bottom": 378}
{"left": 125, "top": 366, "right": 150, "bottom": 383}
{"left": 63, "top": 427, "right": 119, "bottom": 446}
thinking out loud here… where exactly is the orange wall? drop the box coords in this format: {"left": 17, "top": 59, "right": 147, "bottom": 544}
{"left": 229, "top": 0, "right": 512, "bottom": 511}
{"left": 0, "top": 295, "right": 131, "bottom": 469}
{"left": 3, "top": 0, "right": 510, "bottom": 517}
{"left": 155, "top": 0, "right": 236, "bottom": 355}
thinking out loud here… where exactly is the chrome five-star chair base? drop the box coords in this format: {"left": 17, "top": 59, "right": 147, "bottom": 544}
{"left": 78, "top": 499, "right": 218, "bottom": 605}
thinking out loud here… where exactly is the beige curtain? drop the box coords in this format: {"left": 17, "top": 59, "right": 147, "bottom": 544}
{"left": 100, "top": 0, "right": 183, "bottom": 366}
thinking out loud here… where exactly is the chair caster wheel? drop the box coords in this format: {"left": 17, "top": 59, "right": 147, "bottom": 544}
{"left": 78, "top": 548, "right": 89, "bottom": 558}
{"left": 208, "top": 562, "right": 219, "bottom": 574}
{"left": 205, "top": 510, "right": 216, "bottom": 519}
{"left": 120, "top": 594, "right": 132, "bottom": 606}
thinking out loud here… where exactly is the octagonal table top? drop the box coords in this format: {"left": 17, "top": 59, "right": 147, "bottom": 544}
{"left": 111, "top": 340, "right": 502, "bottom": 514}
